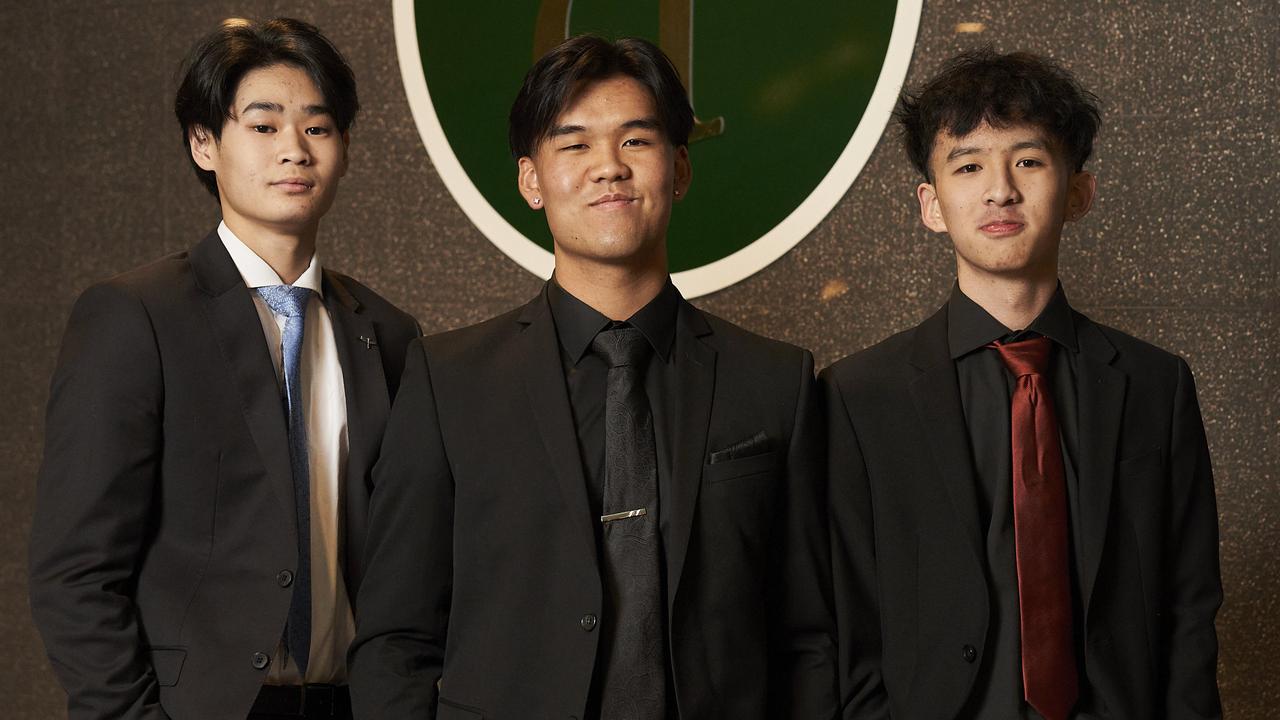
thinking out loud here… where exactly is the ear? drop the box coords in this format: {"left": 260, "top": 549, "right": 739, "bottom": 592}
{"left": 917, "top": 181, "right": 948, "bottom": 234}
{"left": 1065, "top": 170, "right": 1096, "bottom": 223}
{"left": 517, "top": 155, "right": 543, "bottom": 210}
{"left": 672, "top": 145, "right": 692, "bottom": 201}
{"left": 339, "top": 129, "right": 351, "bottom": 178}
{"left": 189, "top": 125, "right": 218, "bottom": 173}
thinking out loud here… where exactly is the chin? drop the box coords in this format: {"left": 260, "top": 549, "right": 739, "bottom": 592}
{"left": 582, "top": 234, "right": 650, "bottom": 260}
{"left": 269, "top": 205, "right": 325, "bottom": 226}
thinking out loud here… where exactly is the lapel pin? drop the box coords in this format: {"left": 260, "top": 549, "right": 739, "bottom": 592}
{"left": 359, "top": 335, "right": 377, "bottom": 350}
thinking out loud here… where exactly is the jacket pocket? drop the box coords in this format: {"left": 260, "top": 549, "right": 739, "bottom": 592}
{"left": 147, "top": 646, "right": 188, "bottom": 687}
{"left": 703, "top": 450, "right": 780, "bottom": 484}
{"left": 438, "top": 696, "right": 485, "bottom": 718}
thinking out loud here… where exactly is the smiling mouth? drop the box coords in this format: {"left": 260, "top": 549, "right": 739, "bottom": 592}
{"left": 590, "top": 194, "right": 636, "bottom": 208}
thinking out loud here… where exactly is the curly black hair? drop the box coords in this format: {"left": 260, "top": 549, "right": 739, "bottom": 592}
{"left": 895, "top": 48, "right": 1100, "bottom": 180}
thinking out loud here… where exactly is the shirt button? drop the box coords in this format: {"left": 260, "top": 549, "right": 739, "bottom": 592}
{"left": 962, "top": 644, "right": 978, "bottom": 663}
{"left": 580, "top": 614, "right": 598, "bottom": 632}
{"left": 277, "top": 570, "right": 294, "bottom": 587}
{"left": 252, "top": 652, "right": 271, "bottom": 670}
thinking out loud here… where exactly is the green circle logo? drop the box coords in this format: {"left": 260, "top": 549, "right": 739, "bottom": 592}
{"left": 394, "top": 0, "right": 920, "bottom": 297}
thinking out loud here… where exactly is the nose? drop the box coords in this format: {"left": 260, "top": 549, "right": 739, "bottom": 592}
{"left": 277, "top": 127, "right": 312, "bottom": 166}
{"left": 983, "top": 164, "right": 1020, "bottom": 205}
{"left": 590, "top": 145, "right": 630, "bottom": 183}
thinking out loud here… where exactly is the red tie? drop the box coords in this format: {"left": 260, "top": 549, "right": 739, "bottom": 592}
{"left": 989, "top": 337, "right": 1078, "bottom": 720}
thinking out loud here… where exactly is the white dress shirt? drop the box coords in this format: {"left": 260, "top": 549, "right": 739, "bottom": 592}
{"left": 218, "top": 221, "right": 354, "bottom": 685}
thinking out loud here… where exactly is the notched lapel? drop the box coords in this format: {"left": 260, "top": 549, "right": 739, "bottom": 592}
{"left": 322, "top": 271, "right": 389, "bottom": 597}
{"left": 518, "top": 291, "right": 599, "bottom": 571}
{"left": 191, "top": 232, "right": 297, "bottom": 536}
{"left": 906, "top": 307, "right": 984, "bottom": 568}
{"left": 1073, "top": 316, "right": 1125, "bottom": 616}
{"left": 665, "top": 303, "right": 716, "bottom": 610}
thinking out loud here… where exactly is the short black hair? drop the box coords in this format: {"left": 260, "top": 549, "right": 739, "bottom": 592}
{"left": 508, "top": 35, "right": 694, "bottom": 159}
{"left": 895, "top": 48, "right": 1100, "bottom": 180}
{"left": 174, "top": 17, "right": 360, "bottom": 199}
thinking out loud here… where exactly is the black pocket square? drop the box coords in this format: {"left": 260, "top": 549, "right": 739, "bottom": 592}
{"left": 709, "top": 431, "right": 772, "bottom": 464}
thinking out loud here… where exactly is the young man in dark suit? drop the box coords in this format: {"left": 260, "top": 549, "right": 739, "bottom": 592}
{"left": 28, "top": 18, "right": 419, "bottom": 720}
{"left": 349, "top": 35, "right": 837, "bottom": 720}
{"left": 823, "top": 49, "right": 1221, "bottom": 720}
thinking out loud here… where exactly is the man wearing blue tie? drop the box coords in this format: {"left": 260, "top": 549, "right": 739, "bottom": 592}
{"left": 28, "top": 17, "right": 419, "bottom": 720}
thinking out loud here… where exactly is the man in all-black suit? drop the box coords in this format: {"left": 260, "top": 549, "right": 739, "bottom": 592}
{"left": 29, "top": 18, "right": 419, "bottom": 720}
{"left": 348, "top": 35, "right": 837, "bottom": 720}
{"left": 823, "top": 50, "right": 1221, "bottom": 720}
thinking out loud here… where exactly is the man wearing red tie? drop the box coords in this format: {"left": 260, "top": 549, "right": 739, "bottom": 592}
{"left": 822, "top": 49, "right": 1222, "bottom": 720}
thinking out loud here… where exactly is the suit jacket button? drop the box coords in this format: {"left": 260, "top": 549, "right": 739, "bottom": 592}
{"left": 580, "top": 614, "right": 598, "bottom": 632}
{"left": 962, "top": 644, "right": 977, "bottom": 663}
{"left": 252, "top": 652, "right": 271, "bottom": 669}
{"left": 277, "top": 570, "right": 294, "bottom": 587}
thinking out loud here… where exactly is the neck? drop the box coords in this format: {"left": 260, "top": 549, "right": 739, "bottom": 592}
{"left": 223, "top": 215, "right": 318, "bottom": 285}
{"left": 956, "top": 265, "right": 1059, "bottom": 331}
{"left": 553, "top": 250, "right": 669, "bottom": 321}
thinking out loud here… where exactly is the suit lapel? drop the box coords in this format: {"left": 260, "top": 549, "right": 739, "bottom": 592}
{"left": 191, "top": 231, "right": 296, "bottom": 536}
{"left": 518, "top": 289, "right": 600, "bottom": 570}
{"left": 1072, "top": 314, "right": 1125, "bottom": 616}
{"left": 665, "top": 302, "right": 716, "bottom": 609}
{"left": 322, "top": 271, "right": 390, "bottom": 599}
{"left": 906, "top": 305, "right": 984, "bottom": 568}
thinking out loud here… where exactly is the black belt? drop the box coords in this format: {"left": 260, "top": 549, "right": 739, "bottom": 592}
{"left": 251, "top": 684, "right": 351, "bottom": 718}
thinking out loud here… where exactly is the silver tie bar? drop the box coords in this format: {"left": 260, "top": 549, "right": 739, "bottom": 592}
{"left": 600, "top": 508, "right": 647, "bottom": 523}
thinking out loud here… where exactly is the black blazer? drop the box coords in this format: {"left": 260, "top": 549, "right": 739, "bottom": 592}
{"left": 348, "top": 285, "right": 838, "bottom": 720}
{"left": 28, "top": 231, "right": 420, "bottom": 720}
{"left": 821, "top": 304, "right": 1222, "bottom": 720}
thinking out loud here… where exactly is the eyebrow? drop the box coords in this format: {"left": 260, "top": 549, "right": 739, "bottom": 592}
{"left": 239, "top": 101, "right": 333, "bottom": 117}
{"left": 547, "top": 117, "right": 663, "bottom": 137}
{"left": 945, "top": 138, "right": 1049, "bottom": 162}
{"left": 621, "top": 117, "right": 662, "bottom": 132}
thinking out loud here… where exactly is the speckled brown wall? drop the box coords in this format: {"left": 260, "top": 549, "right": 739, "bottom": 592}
{"left": 2, "top": 1, "right": 1275, "bottom": 717}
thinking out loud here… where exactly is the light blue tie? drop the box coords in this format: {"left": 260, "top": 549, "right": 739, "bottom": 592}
{"left": 256, "top": 284, "right": 313, "bottom": 675}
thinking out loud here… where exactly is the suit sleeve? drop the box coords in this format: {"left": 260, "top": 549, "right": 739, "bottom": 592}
{"left": 819, "top": 368, "right": 892, "bottom": 720}
{"left": 28, "top": 283, "right": 170, "bottom": 720}
{"left": 348, "top": 339, "right": 453, "bottom": 719}
{"left": 1163, "top": 358, "right": 1223, "bottom": 718}
{"left": 768, "top": 350, "right": 840, "bottom": 719}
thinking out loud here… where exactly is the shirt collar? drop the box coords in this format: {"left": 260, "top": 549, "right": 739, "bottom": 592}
{"left": 947, "top": 281, "right": 1078, "bottom": 359}
{"left": 217, "top": 220, "right": 324, "bottom": 297}
{"left": 548, "top": 276, "right": 680, "bottom": 365}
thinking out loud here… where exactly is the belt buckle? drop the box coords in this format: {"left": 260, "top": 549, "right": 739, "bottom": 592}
{"left": 302, "top": 683, "right": 337, "bottom": 717}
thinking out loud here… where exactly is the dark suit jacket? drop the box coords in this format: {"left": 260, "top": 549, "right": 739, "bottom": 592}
{"left": 28, "top": 230, "right": 420, "bottom": 720}
{"left": 821, "top": 304, "right": 1222, "bottom": 720}
{"left": 348, "top": 284, "right": 838, "bottom": 720}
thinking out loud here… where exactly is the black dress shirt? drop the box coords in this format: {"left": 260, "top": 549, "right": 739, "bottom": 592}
{"left": 547, "top": 277, "right": 681, "bottom": 718}
{"left": 547, "top": 277, "right": 679, "bottom": 515}
{"left": 948, "top": 284, "right": 1098, "bottom": 719}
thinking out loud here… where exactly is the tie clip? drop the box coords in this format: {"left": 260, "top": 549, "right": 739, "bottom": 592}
{"left": 600, "top": 508, "right": 647, "bottom": 523}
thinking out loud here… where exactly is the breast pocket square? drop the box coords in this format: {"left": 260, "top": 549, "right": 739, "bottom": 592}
{"left": 708, "top": 430, "right": 772, "bottom": 464}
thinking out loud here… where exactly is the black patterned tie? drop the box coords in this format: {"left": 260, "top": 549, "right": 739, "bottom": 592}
{"left": 591, "top": 326, "right": 667, "bottom": 720}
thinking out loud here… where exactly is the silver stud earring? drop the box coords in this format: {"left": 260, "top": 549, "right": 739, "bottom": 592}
{"left": 673, "top": 189, "right": 681, "bottom": 197}
{"left": 532, "top": 197, "right": 541, "bottom": 205}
